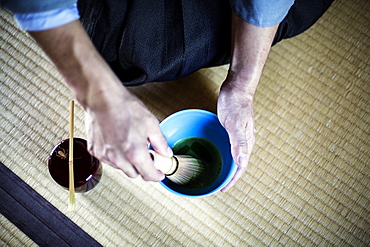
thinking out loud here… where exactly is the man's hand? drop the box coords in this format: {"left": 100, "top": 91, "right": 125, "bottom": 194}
{"left": 218, "top": 12, "right": 278, "bottom": 191}
{"left": 218, "top": 77, "right": 256, "bottom": 191}
{"left": 29, "top": 20, "right": 171, "bottom": 181}
{"left": 84, "top": 85, "right": 170, "bottom": 182}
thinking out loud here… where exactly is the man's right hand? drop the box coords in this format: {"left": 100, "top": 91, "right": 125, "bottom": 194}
{"left": 29, "top": 20, "right": 172, "bottom": 181}
{"left": 84, "top": 84, "right": 171, "bottom": 182}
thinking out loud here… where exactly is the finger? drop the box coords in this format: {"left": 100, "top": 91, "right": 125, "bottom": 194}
{"left": 224, "top": 115, "right": 251, "bottom": 168}
{"left": 147, "top": 124, "right": 173, "bottom": 157}
{"left": 112, "top": 159, "right": 140, "bottom": 179}
{"left": 221, "top": 166, "right": 246, "bottom": 192}
{"left": 95, "top": 144, "right": 139, "bottom": 178}
{"left": 101, "top": 156, "right": 140, "bottom": 178}
{"left": 84, "top": 113, "right": 95, "bottom": 155}
{"left": 125, "top": 143, "right": 165, "bottom": 182}
{"left": 234, "top": 121, "right": 255, "bottom": 168}
{"left": 86, "top": 140, "right": 94, "bottom": 156}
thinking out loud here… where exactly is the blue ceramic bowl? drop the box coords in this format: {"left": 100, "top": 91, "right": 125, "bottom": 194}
{"left": 158, "top": 109, "right": 237, "bottom": 197}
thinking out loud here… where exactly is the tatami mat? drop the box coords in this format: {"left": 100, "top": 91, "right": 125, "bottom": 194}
{"left": 1, "top": 0, "right": 369, "bottom": 246}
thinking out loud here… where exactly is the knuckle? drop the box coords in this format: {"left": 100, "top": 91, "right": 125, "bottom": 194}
{"left": 141, "top": 174, "right": 157, "bottom": 182}
{"left": 125, "top": 170, "right": 139, "bottom": 179}
{"left": 125, "top": 149, "right": 142, "bottom": 165}
{"left": 87, "top": 144, "right": 95, "bottom": 156}
{"left": 147, "top": 116, "right": 160, "bottom": 126}
{"left": 115, "top": 161, "right": 139, "bottom": 178}
{"left": 236, "top": 140, "right": 249, "bottom": 147}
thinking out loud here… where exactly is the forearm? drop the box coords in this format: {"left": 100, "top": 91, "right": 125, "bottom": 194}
{"left": 218, "top": 12, "right": 279, "bottom": 191}
{"left": 29, "top": 20, "right": 169, "bottom": 181}
{"left": 28, "top": 20, "right": 124, "bottom": 110}
{"left": 226, "top": 11, "right": 279, "bottom": 96}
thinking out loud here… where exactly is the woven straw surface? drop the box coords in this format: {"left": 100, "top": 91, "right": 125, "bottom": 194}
{"left": 1, "top": 0, "right": 369, "bottom": 246}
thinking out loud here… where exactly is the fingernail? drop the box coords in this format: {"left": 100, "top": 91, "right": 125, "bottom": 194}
{"left": 167, "top": 146, "right": 173, "bottom": 157}
{"left": 237, "top": 154, "right": 249, "bottom": 168}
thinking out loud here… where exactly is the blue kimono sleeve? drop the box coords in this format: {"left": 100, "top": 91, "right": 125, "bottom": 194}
{"left": 13, "top": 3, "right": 80, "bottom": 31}
{"left": 230, "top": 0, "right": 295, "bottom": 27}
{"left": 0, "top": 0, "right": 77, "bottom": 13}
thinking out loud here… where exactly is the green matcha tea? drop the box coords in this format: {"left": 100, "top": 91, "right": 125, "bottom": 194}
{"left": 172, "top": 137, "right": 222, "bottom": 190}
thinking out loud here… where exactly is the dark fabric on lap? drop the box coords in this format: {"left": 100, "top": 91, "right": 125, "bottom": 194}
{"left": 78, "top": 0, "right": 334, "bottom": 85}
{"left": 78, "top": 0, "right": 231, "bottom": 85}
{"left": 0, "top": 162, "right": 102, "bottom": 246}
{"left": 274, "top": 0, "right": 335, "bottom": 45}
{"left": 78, "top": 0, "right": 127, "bottom": 64}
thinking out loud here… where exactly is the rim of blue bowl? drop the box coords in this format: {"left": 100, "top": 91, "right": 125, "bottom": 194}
{"left": 158, "top": 109, "right": 237, "bottom": 198}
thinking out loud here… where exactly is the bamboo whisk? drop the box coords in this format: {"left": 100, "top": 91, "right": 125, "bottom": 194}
{"left": 149, "top": 150, "right": 204, "bottom": 185}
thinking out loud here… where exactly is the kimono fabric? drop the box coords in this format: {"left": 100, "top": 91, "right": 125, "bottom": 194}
{"left": 78, "top": 0, "right": 334, "bottom": 86}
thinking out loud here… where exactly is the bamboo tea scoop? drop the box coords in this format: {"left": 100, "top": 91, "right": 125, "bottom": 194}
{"left": 67, "top": 100, "right": 76, "bottom": 211}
